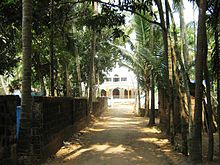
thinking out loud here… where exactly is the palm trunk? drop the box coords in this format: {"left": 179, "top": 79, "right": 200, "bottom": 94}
{"left": 190, "top": 0, "right": 207, "bottom": 163}
{"left": 75, "top": 45, "right": 82, "bottom": 96}
{"left": 18, "top": 0, "right": 32, "bottom": 163}
{"left": 168, "top": 3, "right": 188, "bottom": 154}
{"left": 145, "top": 75, "right": 150, "bottom": 117}
{"left": 204, "top": 55, "right": 214, "bottom": 161}
{"left": 88, "top": 28, "right": 96, "bottom": 114}
{"left": 158, "top": 81, "right": 169, "bottom": 132}
{"left": 50, "top": 0, "right": 55, "bottom": 96}
{"left": 155, "top": 0, "right": 170, "bottom": 134}
{"left": 165, "top": 0, "right": 176, "bottom": 144}
{"left": 33, "top": 52, "right": 46, "bottom": 95}
{"left": 171, "top": 36, "right": 188, "bottom": 155}
{"left": 217, "top": 79, "right": 220, "bottom": 157}
{"left": 148, "top": 70, "right": 155, "bottom": 126}
{"left": 179, "top": 0, "right": 189, "bottom": 67}
{"left": 213, "top": 2, "right": 220, "bottom": 157}
{"left": 137, "top": 75, "right": 141, "bottom": 114}
{"left": 63, "top": 62, "right": 72, "bottom": 96}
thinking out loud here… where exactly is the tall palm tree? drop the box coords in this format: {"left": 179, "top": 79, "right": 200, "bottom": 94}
{"left": 190, "top": 0, "right": 207, "bottom": 163}
{"left": 88, "top": 2, "right": 97, "bottom": 114}
{"left": 18, "top": 0, "right": 33, "bottom": 163}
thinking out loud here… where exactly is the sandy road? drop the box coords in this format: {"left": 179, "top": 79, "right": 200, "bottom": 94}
{"left": 43, "top": 104, "right": 186, "bottom": 165}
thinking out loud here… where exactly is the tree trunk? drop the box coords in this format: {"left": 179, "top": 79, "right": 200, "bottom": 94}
{"left": 50, "top": 0, "right": 55, "bottom": 96}
{"left": 18, "top": 0, "right": 32, "bottom": 164}
{"left": 218, "top": 79, "right": 220, "bottom": 157}
{"left": 148, "top": 70, "right": 155, "bottom": 126}
{"left": 179, "top": 0, "right": 189, "bottom": 67}
{"left": 137, "top": 74, "right": 141, "bottom": 114}
{"left": 75, "top": 45, "right": 82, "bottom": 97}
{"left": 64, "top": 63, "right": 71, "bottom": 96}
{"left": 33, "top": 52, "right": 46, "bottom": 95}
{"left": 190, "top": 0, "right": 207, "bottom": 163}
{"left": 204, "top": 54, "right": 214, "bottom": 161}
{"left": 171, "top": 36, "right": 188, "bottom": 155}
{"left": 155, "top": 0, "right": 170, "bottom": 134}
{"left": 213, "top": 1, "right": 220, "bottom": 157}
{"left": 88, "top": 27, "right": 96, "bottom": 114}
{"left": 145, "top": 75, "right": 150, "bottom": 117}
{"left": 168, "top": 3, "right": 188, "bottom": 154}
{"left": 158, "top": 81, "right": 169, "bottom": 132}
{"left": 165, "top": 0, "right": 176, "bottom": 144}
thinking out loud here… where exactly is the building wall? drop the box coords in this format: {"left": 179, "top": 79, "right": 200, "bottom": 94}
{"left": 0, "top": 96, "right": 107, "bottom": 165}
{"left": 0, "top": 95, "right": 18, "bottom": 165}
{"left": 100, "top": 64, "right": 137, "bottom": 99}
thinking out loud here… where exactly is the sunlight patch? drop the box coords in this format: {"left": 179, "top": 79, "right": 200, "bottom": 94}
{"left": 88, "top": 128, "right": 105, "bottom": 132}
{"left": 55, "top": 144, "right": 82, "bottom": 158}
{"left": 139, "top": 127, "right": 161, "bottom": 134}
{"left": 137, "top": 137, "right": 169, "bottom": 145}
{"left": 91, "top": 144, "right": 110, "bottom": 151}
{"left": 104, "top": 144, "right": 127, "bottom": 154}
{"left": 64, "top": 147, "right": 93, "bottom": 160}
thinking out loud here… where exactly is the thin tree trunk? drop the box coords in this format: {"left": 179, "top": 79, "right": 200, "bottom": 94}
{"left": 18, "top": 0, "right": 32, "bottom": 164}
{"left": 179, "top": 0, "right": 189, "bottom": 67}
{"left": 65, "top": 64, "right": 72, "bottom": 96}
{"left": 218, "top": 79, "right": 220, "bottom": 157}
{"left": 137, "top": 74, "right": 141, "bottom": 114}
{"left": 190, "top": 0, "right": 207, "bottom": 163}
{"left": 148, "top": 70, "right": 155, "bottom": 126}
{"left": 88, "top": 25, "right": 96, "bottom": 114}
{"left": 50, "top": 0, "right": 55, "bottom": 96}
{"left": 193, "top": 2, "right": 197, "bottom": 56}
{"left": 75, "top": 45, "right": 82, "bottom": 96}
{"left": 148, "top": 20, "right": 155, "bottom": 126}
{"left": 213, "top": 1, "right": 220, "bottom": 157}
{"left": 145, "top": 75, "right": 150, "bottom": 117}
{"left": 33, "top": 52, "right": 46, "bottom": 95}
{"left": 204, "top": 54, "right": 214, "bottom": 161}
{"left": 158, "top": 81, "right": 169, "bottom": 132}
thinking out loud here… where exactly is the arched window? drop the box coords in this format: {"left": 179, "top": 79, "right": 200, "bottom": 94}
{"left": 101, "top": 89, "right": 106, "bottom": 96}
{"left": 113, "top": 88, "right": 120, "bottom": 98}
{"left": 124, "top": 89, "right": 128, "bottom": 98}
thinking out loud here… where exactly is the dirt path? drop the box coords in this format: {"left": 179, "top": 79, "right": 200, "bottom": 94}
{"left": 43, "top": 104, "right": 187, "bottom": 165}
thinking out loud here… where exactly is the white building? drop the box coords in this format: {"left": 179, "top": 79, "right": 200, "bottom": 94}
{"left": 99, "top": 64, "right": 137, "bottom": 100}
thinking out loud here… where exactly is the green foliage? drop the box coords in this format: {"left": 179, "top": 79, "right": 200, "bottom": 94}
{"left": 0, "top": 0, "right": 21, "bottom": 75}
{"left": 82, "top": 5, "right": 125, "bottom": 32}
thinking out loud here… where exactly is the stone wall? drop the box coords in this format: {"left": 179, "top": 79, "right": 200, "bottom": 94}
{"left": 31, "top": 97, "right": 89, "bottom": 162}
{"left": 92, "top": 97, "right": 108, "bottom": 117}
{"left": 0, "top": 96, "right": 107, "bottom": 165}
{"left": 0, "top": 95, "right": 18, "bottom": 165}
{"left": 31, "top": 96, "right": 107, "bottom": 164}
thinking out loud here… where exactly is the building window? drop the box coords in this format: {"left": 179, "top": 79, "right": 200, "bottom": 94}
{"left": 105, "top": 78, "right": 112, "bottom": 82}
{"left": 113, "top": 88, "right": 120, "bottom": 98}
{"left": 101, "top": 89, "right": 106, "bottom": 96}
{"left": 113, "top": 74, "right": 120, "bottom": 82}
{"left": 121, "top": 77, "right": 127, "bottom": 82}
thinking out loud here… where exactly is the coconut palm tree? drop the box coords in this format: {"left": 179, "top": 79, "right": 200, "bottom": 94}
{"left": 190, "top": 0, "right": 207, "bottom": 163}
{"left": 17, "top": 0, "right": 33, "bottom": 164}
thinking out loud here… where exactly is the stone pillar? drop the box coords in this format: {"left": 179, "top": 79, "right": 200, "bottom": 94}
{"left": 128, "top": 87, "right": 130, "bottom": 99}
